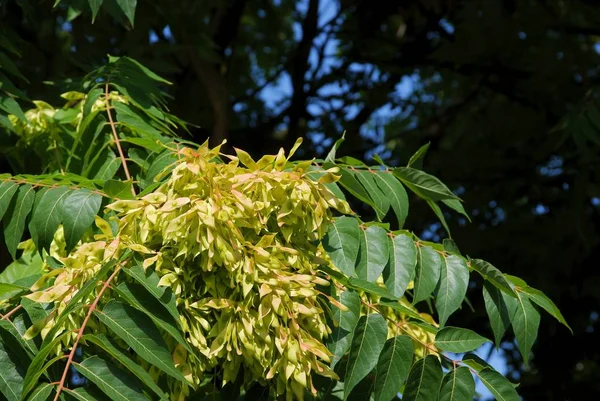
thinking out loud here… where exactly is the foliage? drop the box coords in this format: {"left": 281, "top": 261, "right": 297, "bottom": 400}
{"left": 0, "top": 49, "right": 569, "bottom": 401}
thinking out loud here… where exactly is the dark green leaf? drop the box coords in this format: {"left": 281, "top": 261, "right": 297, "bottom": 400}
{"left": 66, "top": 386, "right": 111, "bottom": 401}
{"left": 438, "top": 367, "right": 475, "bottom": 401}
{"left": 460, "top": 353, "right": 492, "bottom": 372}
{"left": 76, "top": 356, "right": 146, "bottom": 401}
{"left": 29, "top": 186, "right": 70, "bottom": 253}
{"left": 28, "top": 383, "right": 54, "bottom": 401}
{"left": 323, "top": 216, "right": 360, "bottom": 277}
{"left": 88, "top": 0, "right": 104, "bottom": 20}
{"left": 325, "top": 133, "right": 345, "bottom": 162}
{"left": 328, "top": 291, "right": 361, "bottom": 368}
{"left": 470, "top": 259, "right": 514, "bottom": 296}
{"left": 356, "top": 226, "right": 389, "bottom": 282}
{"left": 435, "top": 254, "right": 469, "bottom": 327}
{"left": 435, "top": 327, "right": 490, "bottom": 353}
{"left": 355, "top": 171, "right": 389, "bottom": 220}
{"left": 0, "top": 330, "right": 25, "bottom": 401}
{"left": 114, "top": 281, "right": 192, "bottom": 355}
{"left": 94, "top": 300, "right": 187, "bottom": 383}
{"left": 373, "top": 172, "right": 409, "bottom": 228}
{"left": 103, "top": 180, "right": 134, "bottom": 200}
{"left": 324, "top": 163, "right": 374, "bottom": 208}
{"left": 426, "top": 200, "right": 451, "bottom": 237}
{"left": 402, "top": 355, "right": 443, "bottom": 401}
{"left": 0, "top": 181, "right": 19, "bottom": 221}
{"left": 384, "top": 234, "right": 417, "bottom": 299}
{"left": 441, "top": 199, "right": 470, "bottom": 221}
{"left": 344, "top": 314, "right": 388, "bottom": 399}
{"left": 413, "top": 245, "right": 441, "bottom": 304}
{"left": 482, "top": 282, "right": 515, "bottom": 347}
{"left": 394, "top": 167, "right": 458, "bottom": 202}
{"left": 478, "top": 368, "right": 519, "bottom": 401}
{"left": 520, "top": 286, "right": 571, "bottom": 332}
{"left": 407, "top": 143, "right": 430, "bottom": 169}
{"left": 60, "top": 189, "right": 102, "bottom": 251}
{"left": 511, "top": 292, "right": 540, "bottom": 365}
{"left": 122, "top": 265, "right": 180, "bottom": 323}
{"left": 82, "top": 334, "right": 167, "bottom": 399}
{"left": 4, "top": 184, "right": 35, "bottom": 259}
{"left": 373, "top": 335, "right": 413, "bottom": 401}
{"left": 0, "top": 96, "right": 26, "bottom": 121}
{"left": 348, "top": 277, "right": 398, "bottom": 300}
{"left": 114, "top": 0, "right": 137, "bottom": 25}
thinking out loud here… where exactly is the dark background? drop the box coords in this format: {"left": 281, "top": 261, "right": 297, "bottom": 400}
{"left": 2, "top": 0, "right": 599, "bottom": 399}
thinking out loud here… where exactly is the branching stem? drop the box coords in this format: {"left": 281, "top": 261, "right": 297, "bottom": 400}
{"left": 53, "top": 265, "right": 122, "bottom": 401}
{"left": 104, "top": 83, "right": 136, "bottom": 196}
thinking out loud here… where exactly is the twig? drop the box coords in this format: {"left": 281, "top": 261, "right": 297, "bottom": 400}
{"left": 104, "top": 83, "right": 136, "bottom": 196}
{"left": 0, "top": 304, "right": 22, "bottom": 321}
{"left": 53, "top": 265, "right": 122, "bottom": 401}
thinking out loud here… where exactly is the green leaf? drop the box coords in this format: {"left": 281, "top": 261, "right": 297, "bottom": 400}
{"left": 28, "top": 383, "right": 54, "bottom": 401}
{"left": 356, "top": 226, "right": 389, "bottom": 282}
{"left": 0, "top": 250, "right": 42, "bottom": 285}
{"left": 461, "top": 353, "right": 492, "bottom": 372}
{"left": 373, "top": 335, "right": 413, "bottom": 401}
{"left": 325, "top": 133, "right": 345, "bottom": 162}
{"left": 60, "top": 189, "right": 102, "bottom": 251}
{"left": 66, "top": 386, "right": 111, "bottom": 401}
{"left": 384, "top": 234, "right": 417, "bottom": 299}
{"left": 75, "top": 356, "right": 146, "bottom": 401}
{"left": 0, "top": 331, "right": 25, "bottom": 401}
{"left": 344, "top": 314, "right": 388, "bottom": 399}
{"left": 142, "top": 150, "right": 177, "bottom": 188}
{"left": 482, "top": 282, "right": 515, "bottom": 347}
{"left": 477, "top": 368, "right": 519, "bottom": 401}
{"left": 22, "top": 332, "right": 69, "bottom": 398}
{"left": 103, "top": 179, "right": 135, "bottom": 200}
{"left": 442, "top": 239, "right": 461, "bottom": 255}
{"left": 470, "top": 259, "right": 514, "bottom": 296}
{"left": 413, "top": 245, "right": 441, "bottom": 304}
{"left": 355, "top": 171, "right": 389, "bottom": 220}
{"left": 122, "top": 265, "right": 180, "bottom": 323}
{"left": 328, "top": 291, "right": 361, "bottom": 368}
{"left": 426, "top": 200, "right": 451, "bottom": 237}
{"left": 438, "top": 367, "right": 475, "bottom": 401}
{"left": 407, "top": 143, "right": 430, "bottom": 169}
{"left": 82, "top": 334, "right": 167, "bottom": 399}
{"left": 434, "top": 254, "right": 469, "bottom": 327}
{"left": 89, "top": 0, "right": 104, "bottom": 21}
{"left": 519, "top": 286, "right": 571, "bottom": 332}
{"left": 94, "top": 300, "right": 187, "bottom": 383}
{"left": 373, "top": 172, "right": 409, "bottom": 228}
{"left": 0, "top": 181, "right": 19, "bottom": 220}
{"left": 393, "top": 167, "right": 458, "bottom": 202}
{"left": 4, "top": 184, "right": 35, "bottom": 259}
{"left": 324, "top": 163, "right": 374, "bottom": 208}
{"left": 348, "top": 278, "right": 398, "bottom": 300}
{"left": 29, "top": 186, "right": 70, "bottom": 253}
{"left": 435, "top": 327, "right": 490, "bottom": 353}
{"left": 114, "top": 281, "right": 192, "bottom": 355}
{"left": 511, "top": 292, "right": 540, "bottom": 365}
{"left": 0, "top": 283, "right": 26, "bottom": 301}
{"left": 323, "top": 216, "right": 360, "bottom": 277}
{"left": 0, "top": 96, "right": 26, "bottom": 121}
{"left": 114, "top": 0, "right": 137, "bottom": 25}
{"left": 379, "top": 301, "right": 434, "bottom": 326}
{"left": 402, "top": 355, "right": 443, "bottom": 401}
{"left": 441, "top": 198, "right": 470, "bottom": 221}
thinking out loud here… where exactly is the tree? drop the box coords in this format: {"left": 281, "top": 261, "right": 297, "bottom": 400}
{"left": 0, "top": 0, "right": 590, "bottom": 399}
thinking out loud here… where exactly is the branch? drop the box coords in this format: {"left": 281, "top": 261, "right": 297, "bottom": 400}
{"left": 104, "top": 83, "right": 135, "bottom": 196}
{"left": 53, "top": 264, "right": 122, "bottom": 401}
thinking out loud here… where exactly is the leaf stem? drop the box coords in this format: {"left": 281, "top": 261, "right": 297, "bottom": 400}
{"left": 0, "top": 304, "right": 22, "bottom": 320}
{"left": 53, "top": 264, "right": 122, "bottom": 401}
{"left": 104, "top": 83, "right": 136, "bottom": 196}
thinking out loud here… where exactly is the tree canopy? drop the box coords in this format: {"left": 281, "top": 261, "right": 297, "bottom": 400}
{"left": 0, "top": 0, "right": 596, "bottom": 399}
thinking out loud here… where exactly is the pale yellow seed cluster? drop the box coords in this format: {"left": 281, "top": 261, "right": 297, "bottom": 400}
{"left": 105, "top": 140, "right": 349, "bottom": 400}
